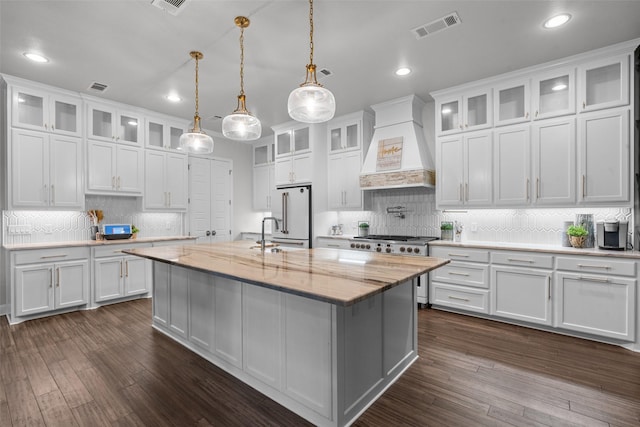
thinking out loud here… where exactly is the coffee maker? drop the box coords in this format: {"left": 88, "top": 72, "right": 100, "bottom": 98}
{"left": 596, "top": 221, "right": 628, "bottom": 250}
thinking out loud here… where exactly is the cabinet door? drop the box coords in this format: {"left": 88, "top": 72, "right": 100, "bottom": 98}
{"left": 293, "top": 126, "right": 310, "bottom": 153}
{"left": 493, "top": 125, "right": 530, "bottom": 206}
{"left": 87, "top": 141, "right": 117, "bottom": 192}
{"left": 275, "top": 131, "right": 292, "bottom": 157}
{"left": 327, "top": 155, "right": 344, "bottom": 209}
{"left": 437, "top": 136, "right": 464, "bottom": 206}
{"left": 169, "top": 266, "right": 189, "bottom": 338}
{"left": 146, "top": 119, "right": 166, "bottom": 150}
{"left": 189, "top": 270, "right": 214, "bottom": 351}
{"left": 578, "top": 108, "right": 629, "bottom": 203}
{"left": 555, "top": 272, "right": 635, "bottom": 341}
{"left": 49, "top": 135, "right": 83, "bottom": 209}
{"left": 494, "top": 80, "right": 530, "bottom": 126}
{"left": 116, "top": 145, "right": 143, "bottom": 193}
{"left": 55, "top": 260, "right": 89, "bottom": 308}
{"left": 342, "top": 151, "right": 364, "bottom": 208}
{"left": 274, "top": 157, "right": 293, "bottom": 186}
{"left": 87, "top": 103, "right": 116, "bottom": 141}
{"left": 144, "top": 150, "right": 167, "bottom": 208}
{"left": 491, "top": 266, "right": 552, "bottom": 326}
{"left": 436, "top": 96, "right": 462, "bottom": 135}
{"left": 578, "top": 54, "right": 630, "bottom": 113}
{"left": 463, "top": 90, "right": 492, "bottom": 132}
{"left": 117, "top": 110, "right": 143, "bottom": 145}
{"left": 15, "top": 264, "right": 54, "bottom": 316}
{"left": 12, "top": 87, "right": 47, "bottom": 131}
{"left": 532, "top": 117, "right": 576, "bottom": 205}
{"left": 464, "top": 131, "right": 492, "bottom": 206}
{"left": 94, "top": 258, "right": 124, "bottom": 302}
{"left": 10, "top": 129, "right": 48, "bottom": 208}
{"left": 253, "top": 142, "right": 273, "bottom": 166}
{"left": 213, "top": 277, "right": 243, "bottom": 367}
{"left": 124, "top": 257, "right": 150, "bottom": 295}
{"left": 291, "top": 153, "right": 312, "bottom": 185}
{"left": 153, "top": 263, "right": 169, "bottom": 327}
{"left": 168, "top": 123, "right": 185, "bottom": 151}
{"left": 253, "top": 164, "right": 273, "bottom": 210}
{"left": 166, "top": 154, "right": 188, "bottom": 209}
{"left": 50, "top": 94, "right": 81, "bottom": 136}
{"left": 532, "top": 68, "right": 576, "bottom": 120}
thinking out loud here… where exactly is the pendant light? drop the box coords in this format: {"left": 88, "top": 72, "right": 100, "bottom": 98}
{"left": 287, "top": 0, "right": 335, "bottom": 123}
{"left": 222, "top": 16, "right": 262, "bottom": 141}
{"left": 179, "top": 51, "right": 214, "bottom": 154}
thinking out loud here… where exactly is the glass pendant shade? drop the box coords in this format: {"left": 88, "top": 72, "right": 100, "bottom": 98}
{"left": 179, "top": 130, "right": 214, "bottom": 154}
{"left": 288, "top": 82, "right": 336, "bottom": 123}
{"left": 222, "top": 94, "right": 261, "bottom": 141}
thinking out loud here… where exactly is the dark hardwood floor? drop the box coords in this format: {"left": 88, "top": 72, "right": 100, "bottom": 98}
{"left": 1, "top": 299, "right": 639, "bottom": 426}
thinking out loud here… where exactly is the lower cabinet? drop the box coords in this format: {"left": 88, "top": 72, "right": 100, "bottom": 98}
{"left": 491, "top": 265, "right": 552, "bottom": 326}
{"left": 93, "top": 243, "right": 152, "bottom": 303}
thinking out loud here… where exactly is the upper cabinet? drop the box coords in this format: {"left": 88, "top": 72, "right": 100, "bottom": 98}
{"left": 11, "top": 86, "right": 82, "bottom": 137}
{"left": 531, "top": 67, "right": 576, "bottom": 120}
{"left": 146, "top": 116, "right": 187, "bottom": 151}
{"left": 86, "top": 101, "right": 144, "bottom": 145}
{"left": 272, "top": 121, "right": 325, "bottom": 187}
{"left": 252, "top": 141, "right": 275, "bottom": 211}
{"left": 436, "top": 89, "right": 492, "bottom": 135}
{"left": 578, "top": 54, "right": 630, "bottom": 113}
{"left": 494, "top": 79, "right": 531, "bottom": 127}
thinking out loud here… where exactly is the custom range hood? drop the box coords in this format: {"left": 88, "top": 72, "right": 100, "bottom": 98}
{"left": 360, "top": 94, "right": 435, "bottom": 190}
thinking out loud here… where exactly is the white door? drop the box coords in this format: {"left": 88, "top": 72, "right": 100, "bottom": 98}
{"left": 49, "top": 135, "right": 83, "bottom": 208}
{"left": 464, "top": 131, "right": 493, "bottom": 206}
{"left": 116, "top": 145, "right": 143, "bottom": 193}
{"left": 211, "top": 159, "right": 232, "bottom": 242}
{"left": 491, "top": 266, "right": 552, "bottom": 326}
{"left": 87, "top": 140, "right": 116, "bottom": 192}
{"left": 342, "top": 151, "right": 363, "bottom": 209}
{"left": 11, "top": 129, "right": 48, "bottom": 208}
{"left": 144, "top": 150, "right": 167, "bottom": 208}
{"left": 55, "top": 260, "right": 89, "bottom": 308}
{"left": 327, "top": 155, "right": 344, "bottom": 209}
{"left": 437, "top": 136, "right": 464, "bottom": 207}
{"left": 15, "top": 264, "right": 54, "bottom": 316}
{"left": 166, "top": 153, "right": 188, "bottom": 209}
{"left": 493, "top": 125, "right": 530, "bottom": 206}
{"left": 94, "top": 257, "right": 124, "bottom": 302}
{"left": 124, "top": 256, "right": 150, "bottom": 295}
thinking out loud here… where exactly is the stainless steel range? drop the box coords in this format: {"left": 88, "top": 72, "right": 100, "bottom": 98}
{"left": 349, "top": 234, "right": 439, "bottom": 307}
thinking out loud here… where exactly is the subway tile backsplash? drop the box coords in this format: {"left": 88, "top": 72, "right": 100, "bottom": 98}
{"left": 336, "top": 188, "right": 631, "bottom": 246}
{"left": 2, "top": 196, "right": 183, "bottom": 245}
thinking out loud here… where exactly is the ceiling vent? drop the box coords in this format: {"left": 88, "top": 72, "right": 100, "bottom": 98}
{"left": 88, "top": 82, "right": 108, "bottom": 93}
{"left": 411, "top": 12, "right": 461, "bottom": 39}
{"left": 301, "top": 68, "right": 332, "bottom": 82}
{"left": 150, "top": 0, "right": 190, "bottom": 16}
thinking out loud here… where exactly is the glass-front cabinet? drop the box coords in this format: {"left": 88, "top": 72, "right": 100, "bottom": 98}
{"left": 275, "top": 125, "right": 310, "bottom": 158}
{"left": 494, "top": 79, "right": 531, "bottom": 127}
{"left": 578, "top": 54, "right": 629, "bottom": 113}
{"left": 532, "top": 67, "right": 576, "bottom": 120}
{"left": 146, "top": 117, "right": 187, "bottom": 151}
{"left": 11, "top": 86, "right": 82, "bottom": 136}
{"left": 253, "top": 141, "right": 274, "bottom": 166}
{"left": 436, "top": 89, "right": 492, "bottom": 135}
{"left": 329, "top": 121, "right": 359, "bottom": 153}
{"left": 86, "top": 101, "right": 143, "bottom": 144}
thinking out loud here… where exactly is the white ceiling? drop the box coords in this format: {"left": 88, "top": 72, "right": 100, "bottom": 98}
{"left": 2, "top": 1, "right": 640, "bottom": 138}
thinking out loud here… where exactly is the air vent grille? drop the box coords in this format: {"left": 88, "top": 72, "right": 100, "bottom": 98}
{"left": 411, "top": 12, "right": 461, "bottom": 39}
{"left": 88, "top": 82, "right": 108, "bottom": 92}
{"left": 150, "top": 0, "right": 190, "bottom": 16}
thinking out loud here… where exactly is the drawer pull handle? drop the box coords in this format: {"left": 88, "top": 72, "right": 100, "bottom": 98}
{"left": 327, "top": 244, "right": 340, "bottom": 248}
{"left": 507, "top": 258, "right": 534, "bottom": 263}
{"left": 448, "top": 295, "right": 470, "bottom": 302}
{"left": 578, "top": 275, "right": 609, "bottom": 283}
{"left": 40, "top": 254, "right": 68, "bottom": 259}
{"left": 448, "top": 253, "right": 469, "bottom": 257}
{"left": 448, "top": 271, "right": 470, "bottom": 276}
{"left": 577, "top": 264, "right": 610, "bottom": 269}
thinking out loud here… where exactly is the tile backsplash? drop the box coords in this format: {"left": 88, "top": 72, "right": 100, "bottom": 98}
{"left": 3, "top": 196, "right": 183, "bottom": 245}
{"left": 335, "top": 188, "right": 632, "bottom": 246}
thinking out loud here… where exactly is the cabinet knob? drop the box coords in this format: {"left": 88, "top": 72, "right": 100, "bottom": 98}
{"left": 583, "top": 101, "right": 586, "bottom": 109}
{"left": 211, "top": 230, "right": 217, "bottom": 236}
{"left": 206, "top": 230, "right": 211, "bottom": 236}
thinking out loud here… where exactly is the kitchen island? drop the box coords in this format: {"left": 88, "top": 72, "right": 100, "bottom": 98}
{"left": 124, "top": 241, "right": 448, "bottom": 427}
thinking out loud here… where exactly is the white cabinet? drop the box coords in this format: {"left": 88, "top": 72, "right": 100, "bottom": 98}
{"left": 437, "top": 130, "right": 492, "bottom": 208}
{"left": 86, "top": 101, "right": 143, "bottom": 145}
{"left": 578, "top": 54, "right": 629, "bottom": 113}
{"left": 144, "top": 150, "right": 188, "bottom": 210}
{"left": 11, "top": 247, "right": 89, "bottom": 320}
{"left": 327, "top": 111, "right": 373, "bottom": 153}
{"left": 11, "top": 85, "right": 81, "bottom": 136}
{"left": 145, "top": 116, "right": 187, "bottom": 151}
{"left": 87, "top": 141, "right": 143, "bottom": 195}
{"left": 252, "top": 141, "right": 275, "bottom": 211}
{"left": 577, "top": 108, "right": 629, "bottom": 203}
{"left": 93, "top": 243, "right": 152, "bottom": 303}
{"left": 436, "top": 88, "right": 492, "bottom": 135}
{"left": 10, "top": 129, "right": 83, "bottom": 209}
{"left": 494, "top": 79, "right": 531, "bottom": 126}
{"left": 315, "top": 237, "right": 351, "bottom": 249}
{"left": 531, "top": 67, "right": 576, "bottom": 120}
{"left": 272, "top": 122, "right": 324, "bottom": 187}
{"left": 275, "top": 154, "right": 312, "bottom": 186}
{"left": 493, "top": 125, "right": 530, "bottom": 206}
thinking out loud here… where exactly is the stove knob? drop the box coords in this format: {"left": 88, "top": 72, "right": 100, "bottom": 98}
{"left": 407, "top": 247, "right": 413, "bottom": 253}
{"left": 386, "top": 247, "right": 392, "bottom": 253}
{"left": 376, "top": 247, "right": 382, "bottom": 252}
{"left": 350, "top": 243, "right": 356, "bottom": 248}
{"left": 400, "top": 247, "right": 405, "bottom": 252}
{"left": 366, "top": 244, "right": 371, "bottom": 249}
{"left": 356, "top": 243, "right": 361, "bottom": 249}
{"left": 414, "top": 248, "right": 420, "bottom": 254}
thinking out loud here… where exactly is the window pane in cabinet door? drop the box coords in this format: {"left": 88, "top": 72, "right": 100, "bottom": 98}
{"left": 170, "top": 126, "right": 182, "bottom": 150}
{"left": 17, "top": 93, "right": 44, "bottom": 127}
{"left": 92, "top": 109, "right": 112, "bottom": 138}
{"left": 120, "top": 115, "right": 139, "bottom": 143}
{"left": 346, "top": 124, "right": 358, "bottom": 148}
{"left": 54, "top": 100, "right": 77, "bottom": 133}
{"left": 539, "top": 75, "right": 569, "bottom": 115}
{"left": 440, "top": 101, "right": 459, "bottom": 132}
{"left": 294, "top": 127, "right": 309, "bottom": 151}
{"left": 330, "top": 127, "right": 342, "bottom": 151}
{"left": 277, "top": 132, "right": 291, "bottom": 155}
{"left": 499, "top": 86, "right": 525, "bottom": 121}
{"left": 467, "top": 94, "right": 487, "bottom": 127}
{"left": 586, "top": 63, "right": 621, "bottom": 107}
{"left": 255, "top": 145, "right": 268, "bottom": 165}
{"left": 148, "top": 122, "right": 164, "bottom": 148}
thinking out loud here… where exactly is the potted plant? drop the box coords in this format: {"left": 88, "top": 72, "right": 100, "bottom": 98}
{"left": 441, "top": 221, "right": 454, "bottom": 241}
{"left": 131, "top": 225, "right": 140, "bottom": 239}
{"left": 358, "top": 222, "right": 369, "bottom": 237}
{"left": 567, "top": 224, "right": 588, "bottom": 248}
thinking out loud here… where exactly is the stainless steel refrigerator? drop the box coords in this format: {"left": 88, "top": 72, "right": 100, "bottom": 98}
{"left": 271, "top": 185, "right": 311, "bottom": 248}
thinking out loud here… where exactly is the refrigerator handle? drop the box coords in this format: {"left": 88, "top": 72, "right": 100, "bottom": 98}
{"left": 282, "top": 192, "right": 289, "bottom": 234}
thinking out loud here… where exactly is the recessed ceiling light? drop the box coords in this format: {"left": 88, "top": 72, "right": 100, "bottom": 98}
{"left": 166, "top": 93, "right": 181, "bottom": 102}
{"left": 395, "top": 67, "right": 411, "bottom": 76}
{"left": 23, "top": 52, "right": 49, "bottom": 63}
{"left": 543, "top": 13, "right": 571, "bottom": 29}
{"left": 552, "top": 83, "right": 568, "bottom": 91}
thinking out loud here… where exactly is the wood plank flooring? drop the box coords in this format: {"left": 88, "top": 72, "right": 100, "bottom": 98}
{"left": 1, "top": 300, "right": 639, "bottom": 426}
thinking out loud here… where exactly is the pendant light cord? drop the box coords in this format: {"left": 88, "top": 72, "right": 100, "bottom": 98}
{"left": 194, "top": 54, "right": 200, "bottom": 118}
{"left": 308, "top": 0, "right": 314, "bottom": 65}
{"left": 239, "top": 25, "right": 245, "bottom": 96}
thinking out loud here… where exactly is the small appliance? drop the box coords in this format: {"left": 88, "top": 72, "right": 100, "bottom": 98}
{"left": 102, "top": 224, "right": 133, "bottom": 240}
{"left": 596, "top": 220, "right": 628, "bottom": 250}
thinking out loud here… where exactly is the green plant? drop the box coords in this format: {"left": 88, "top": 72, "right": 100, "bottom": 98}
{"left": 132, "top": 225, "right": 140, "bottom": 234}
{"left": 440, "top": 222, "right": 453, "bottom": 230}
{"left": 566, "top": 225, "right": 587, "bottom": 237}
{"left": 359, "top": 222, "right": 369, "bottom": 228}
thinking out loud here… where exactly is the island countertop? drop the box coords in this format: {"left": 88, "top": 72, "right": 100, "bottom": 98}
{"left": 124, "top": 240, "right": 449, "bottom": 306}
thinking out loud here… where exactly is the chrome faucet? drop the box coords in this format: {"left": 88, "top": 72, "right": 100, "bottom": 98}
{"left": 261, "top": 217, "right": 279, "bottom": 251}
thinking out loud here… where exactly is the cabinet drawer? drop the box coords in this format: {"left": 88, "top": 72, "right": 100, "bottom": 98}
{"left": 316, "top": 237, "right": 350, "bottom": 249}
{"left": 93, "top": 242, "right": 152, "bottom": 258}
{"left": 429, "top": 246, "right": 490, "bottom": 263}
{"left": 13, "top": 246, "right": 89, "bottom": 265}
{"left": 430, "top": 262, "right": 489, "bottom": 288}
{"left": 430, "top": 283, "right": 489, "bottom": 314}
{"left": 492, "top": 251, "right": 554, "bottom": 269}
{"left": 556, "top": 256, "right": 636, "bottom": 277}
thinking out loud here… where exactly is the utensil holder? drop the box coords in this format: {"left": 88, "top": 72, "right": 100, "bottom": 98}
{"left": 90, "top": 226, "right": 99, "bottom": 240}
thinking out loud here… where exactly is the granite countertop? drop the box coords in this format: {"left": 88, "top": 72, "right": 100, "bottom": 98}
{"left": 124, "top": 240, "right": 449, "bottom": 306}
{"left": 429, "top": 240, "right": 640, "bottom": 259}
{"left": 3, "top": 236, "right": 196, "bottom": 251}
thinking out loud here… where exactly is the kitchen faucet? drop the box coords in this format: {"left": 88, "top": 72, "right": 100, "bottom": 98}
{"left": 261, "top": 217, "right": 279, "bottom": 251}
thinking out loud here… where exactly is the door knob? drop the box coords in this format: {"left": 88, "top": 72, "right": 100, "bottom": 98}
{"left": 206, "top": 231, "right": 211, "bottom": 236}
